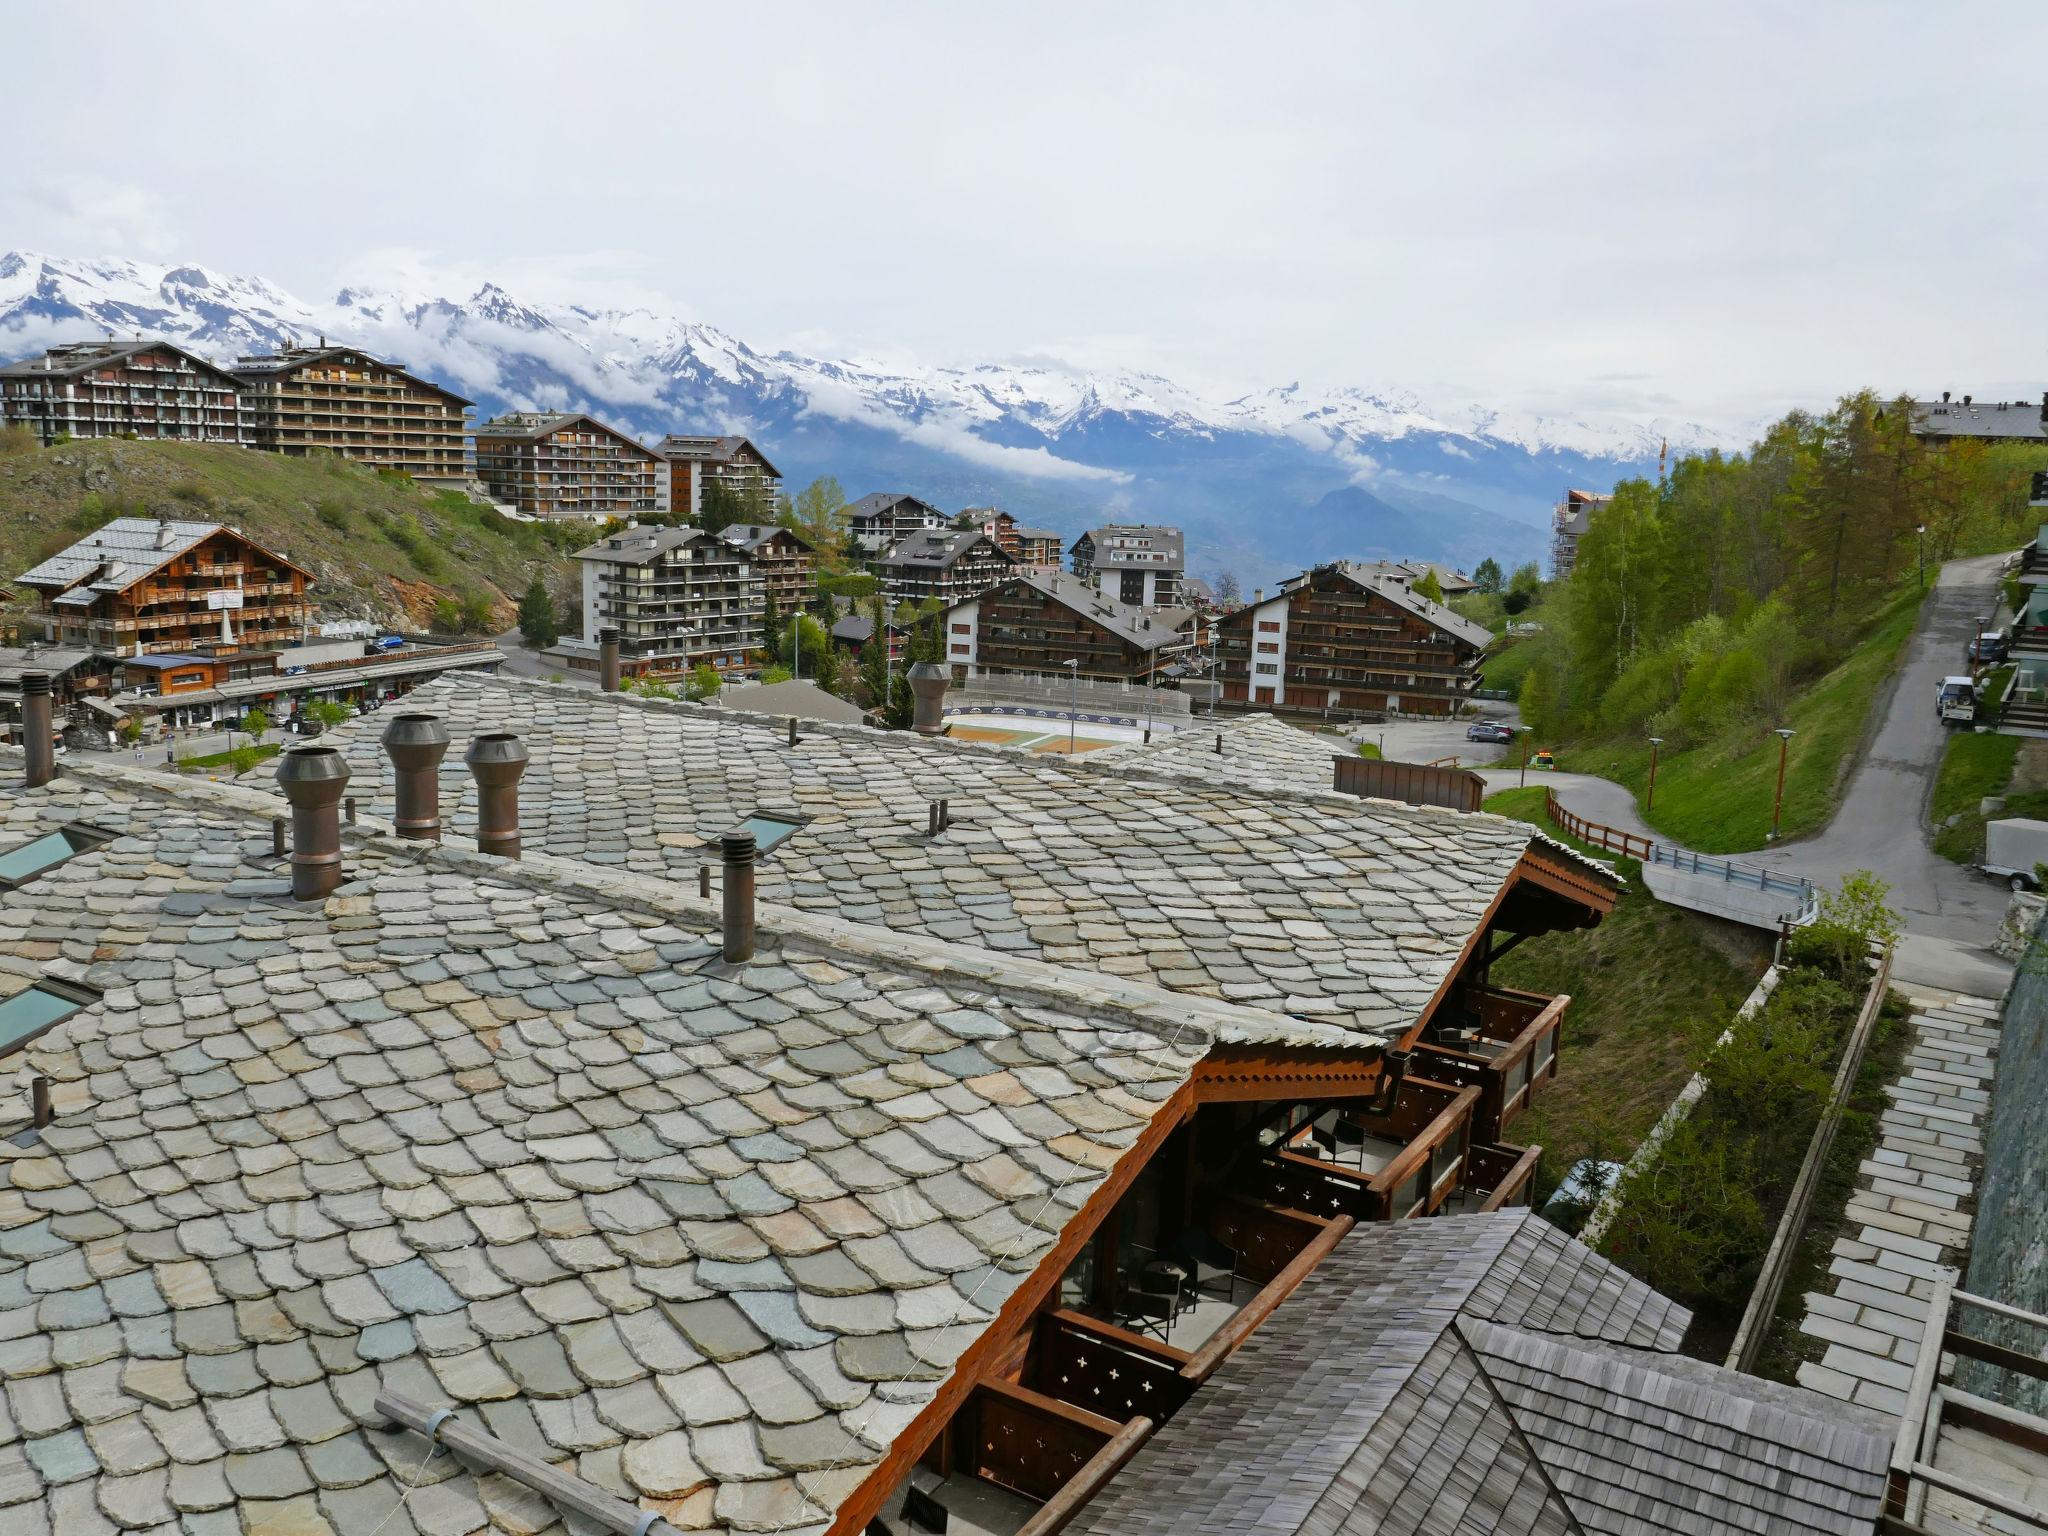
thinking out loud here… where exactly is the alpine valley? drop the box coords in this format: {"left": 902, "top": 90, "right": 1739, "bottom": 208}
{"left": 0, "top": 251, "right": 1722, "bottom": 584}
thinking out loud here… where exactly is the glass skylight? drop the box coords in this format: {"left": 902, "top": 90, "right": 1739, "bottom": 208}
{"left": 0, "top": 985, "right": 88, "bottom": 1058}
{"left": 738, "top": 814, "right": 805, "bottom": 852}
{"left": 0, "top": 825, "right": 109, "bottom": 888}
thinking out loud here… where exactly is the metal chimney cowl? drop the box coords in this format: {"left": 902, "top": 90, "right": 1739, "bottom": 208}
{"left": 275, "top": 745, "right": 351, "bottom": 902}
{"left": 464, "top": 732, "right": 529, "bottom": 860}
{"left": 381, "top": 713, "right": 451, "bottom": 841}
{"left": 907, "top": 662, "right": 950, "bottom": 735}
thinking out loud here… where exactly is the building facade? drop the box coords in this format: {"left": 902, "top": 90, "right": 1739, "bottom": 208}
{"left": 1012, "top": 525, "right": 1063, "bottom": 568}
{"left": 0, "top": 341, "right": 245, "bottom": 446}
{"left": 876, "top": 527, "right": 1015, "bottom": 608}
{"left": 572, "top": 524, "right": 762, "bottom": 673}
{"left": 953, "top": 506, "right": 1020, "bottom": 556}
{"left": 848, "top": 492, "right": 947, "bottom": 560}
{"left": 231, "top": 345, "right": 471, "bottom": 481}
{"left": 1071, "top": 523, "right": 1185, "bottom": 606}
{"left": 1550, "top": 488, "right": 1611, "bottom": 579}
{"left": 474, "top": 412, "right": 659, "bottom": 521}
{"left": 939, "top": 569, "right": 1189, "bottom": 681}
{"left": 718, "top": 523, "right": 816, "bottom": 612}
{"left": 650, "top": 435, "right": 782, "bottom": 522}
{"left": 1218, "top": 561, "right": 1491, "bottom": 716}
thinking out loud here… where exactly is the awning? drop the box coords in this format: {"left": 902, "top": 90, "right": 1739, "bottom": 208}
{"left": 81, "top": 697, "right": 131, "bottom": 720}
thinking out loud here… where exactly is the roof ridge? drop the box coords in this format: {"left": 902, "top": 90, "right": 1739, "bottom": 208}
{"left": 1449, "top": 1314, "right": 1594, "bottom": 1536}
{"left": 6, "top": 747, "right": 1371, "bottom": 1058}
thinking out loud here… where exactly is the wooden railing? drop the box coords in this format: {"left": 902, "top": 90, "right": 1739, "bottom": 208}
{"left": 1033, "top": 1310, "right": 1190, "bottom": 1425}
{"left": 1417, "top": 990, "right": 1568, "bottom": 1141}
{"left": 1544, "top": 788, "right": 1653, "bottom": 860}
{"left": 1211, "top": 1195, "right": 1329, "bottom": 1282}
{"left": 1255, "top": 1080, "right": 1480, "bottom": 1221}
{"left": 969, "top": 1379, "right": 1121, "bottom": 1503}
{"left": 1465, "top": 1142, "right": 1541, "bottom": 1211}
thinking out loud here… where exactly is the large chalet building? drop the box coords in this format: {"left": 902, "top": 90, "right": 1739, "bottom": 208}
{"left": 473, "top": 411, "right": 660, "bottom": 520}
{"left": 568, "top": 522, "right": 762, "bottom": 675}
{"left": 230, "top": 343, "right": 472, "bottom": 481}
{"left": 849, "top": 491, "right": 947, "bottom": 560}
{"left": 0, "top": 341, "right": 245, "bottom": 446}
{"left": 939, "top": 567, "right": 1191, "bottom": 681}
{"left": 1071, "top": 522, "right": 1186, "bottom": 606}
{"left": 1218, "top": 559, "right": 1491, "bottom": 716}
{"left": 718, "top": 522, "right": 817, "bottom": 612}
{"left": 650, "top": 433, "right": 782, "bottom": 521}
{"left": 876, "top": 526, "right": 1015, "bottom": 608}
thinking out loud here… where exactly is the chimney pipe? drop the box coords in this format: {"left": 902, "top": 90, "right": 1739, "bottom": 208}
{"left": 721, "top": 829, "right": 756, "bottom": 963}
{"left": 382, "top": 713, "right": 450, "bottom": 841}
{"left": 275, "top": 745, "right": 351, "bottom": 901}
{"left": 20, "top": 672, "right": 55, "bottom": 788}
{"left": 598, "top": 628, "right": 621, "bottom": 693}
{"left": 31, "top": 1077, "right": 51, "bottom": 1131}
{"left": 907, "top": 661, "right": 950, "bottom": 735}
{"left": 464, "top": 734, "right": 529, "bottom": 859}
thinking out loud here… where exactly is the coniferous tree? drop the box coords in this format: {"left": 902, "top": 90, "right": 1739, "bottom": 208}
{"left": 517, "top": 575, "right": 558, "bottom": 649}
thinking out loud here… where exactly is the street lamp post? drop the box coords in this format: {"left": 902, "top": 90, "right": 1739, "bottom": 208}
{"left": 1063, "top": 659, "right": 1080, "bottom": 755}
{"left": 1517, "top": 725, "right": 1534, "bottom": 789}
{"left": 1647, "top": 736, "right": 1664, "bottom": 811}
{"left": 1916, "top": 523, "right": 1927, "bottom": 594}
{"left": 1768, "top": 727, "right": 1795, "bottom": 841}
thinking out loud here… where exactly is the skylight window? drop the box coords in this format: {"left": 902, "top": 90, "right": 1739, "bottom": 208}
{"left": 0, "top": 824, "right": 112, "bottom": 889}
{"left": 738, "top": 814, "right": 805, "bottom": 852}
{"left": 0, "top": 980, "right": 95, "bottom": 1060}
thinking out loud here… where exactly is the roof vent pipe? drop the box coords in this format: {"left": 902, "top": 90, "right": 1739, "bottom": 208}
{"left": 721, "top": 830, "right": 756, "bottom": 963}
{"left": 465, "top": 733, "right": 529, "bottom": 859}
{"left": 382, "top": 713, "right": 450, "bottom": 842}
{"left": 907, "top": 661, "right": 950, "bottom": 736}
{"left": 275, "top": 745, "right": 351, "bottom": 901}
{"left": 598, "top": 628, "right": 621, "bottom": 693}
{"left": 19, "top": 672, "right": 55, "bottom": 789}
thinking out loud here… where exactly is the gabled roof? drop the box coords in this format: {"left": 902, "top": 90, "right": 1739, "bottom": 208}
{"left": 718, "top": 676, "right": 869, "bottom": 725}
{"left": 317, "top": 674, "right": 1615, "bottom": 1043}
{"left": 876, "top": 528, "right": 1012, "bottom": 571}
{"left": 1071, "top": 524, "right": 1186, "bottom": 570}
{"left": 651, "top": 433, "right": 782, "bottom": 476}
{"left": 14, "top": 517, "right": 311, "bottom": 597}
{"left": 1070, "top": 1213, "right": 1889, "bottom": 1536}
{"left": 719, "top": 522, "right": 815, "bottom": 554}
{"left": 474, "top": 411, "right": 655, "bottom": 457}
{"left": 846, "top": 492, "right": 944, "bottom": 525}
{"left": 0, "top": 339, "right": 242, "bottom": 387}
{"left": 1252, "top": 562, "right": 1492, "bottom": 651}
{"left": 230, "top": 345, "right": 474, "bottom": 407}
{"left": 572, "top": 524, "right": 727, "bottom": 564}
{"left": 944, "top": 569, "right": 1187, "bottom": 653}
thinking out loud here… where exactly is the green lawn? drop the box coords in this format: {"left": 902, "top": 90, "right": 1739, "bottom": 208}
{"left": 1559, "top": 587, "right": 1926, "bottom": 853}
{"left": 1479, "top": 789, "right": 1773, "bottom": 1204}
{"left": 1930, "top": 731, "right": 2023, "bottom": 864}
{"left": 1480, "top": 636, "right": 1540, "bottom": 699}
{"left": 177, "top": 743, "right": 282, "bottom": 774}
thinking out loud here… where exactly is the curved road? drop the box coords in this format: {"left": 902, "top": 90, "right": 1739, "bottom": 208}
{"left": 1482, "top": 554, "right": 2014, "bottom": 992}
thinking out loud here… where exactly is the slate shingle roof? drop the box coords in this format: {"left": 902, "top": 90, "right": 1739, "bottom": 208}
{"left": 16, "top": 518, "right": 227, "bottom": 595}
{"left": 0, "top": 767, "right": 1213, "bottom": 1534}
{"left": 319, "top": 675, "right": 1604, "bottom": 1043}
{"left": 1067, "top": 1213, "right": 1889, "bottom": 1536}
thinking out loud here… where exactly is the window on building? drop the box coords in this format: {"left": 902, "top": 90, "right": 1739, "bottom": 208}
{"left": 0, "top": 978, "right": 97, "bottom": 1060}
{"left": 1256, "top": 642, "right": 1279, "bottom": 654}
{"left": 1257, "top": 621, "right": 1281, "bottom": 633}
{"left": 1255, "top": 662, "right": 1280, "bottom": 675}
{"left": 735, "top": 814, "right": 806, "bottom": 853}
{"left": 951, "top": 623, "right": 971, "bottom": 634}
{"left": 0, "top": 825, "right": 113, "bottom": 890}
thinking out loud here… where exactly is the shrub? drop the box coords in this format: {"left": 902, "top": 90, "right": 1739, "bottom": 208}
{"left": 315, "top": 498, "right": 351, "bottom": 532}
{"left": 0, "top": 425, "right": 39, "bottom": 457}
{"left": 168, "top": 481, "right": 214, "bottom": 508}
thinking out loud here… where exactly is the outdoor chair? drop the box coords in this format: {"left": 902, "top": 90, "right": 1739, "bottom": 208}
{"left": 1115, "top": 1268, "right": 1183, "bottom": 1341}
{"left": 1173, "top": 1228, "right": 1239, "bottom": 1304}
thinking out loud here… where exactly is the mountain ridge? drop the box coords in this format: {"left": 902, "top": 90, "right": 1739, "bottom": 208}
{"left": 0, "top": 249, "right": 1715, "bottom": 582}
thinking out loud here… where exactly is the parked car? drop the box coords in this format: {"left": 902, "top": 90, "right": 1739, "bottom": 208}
{"left": 1967, "top": 632, "right": 2008, "bottom": 664}
{"left": 1465, "top": 721, "right": 1515, "bottom": 743}
{"left": 1937, "top": 675, "right": 1978, "bottom": 726}
{"left": 1531, "top": 748, "right": 1556, "bottom": 769}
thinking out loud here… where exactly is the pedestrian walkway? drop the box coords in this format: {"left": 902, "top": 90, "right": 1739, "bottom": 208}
{"left": 1793, "top": 986, "right": 2003, "bottom": 1416}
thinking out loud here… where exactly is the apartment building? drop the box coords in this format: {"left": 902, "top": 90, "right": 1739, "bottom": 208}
{"left": 571, "top": 523, "right": 761, "bottom": 673}
{"left": 15, "top": 516, "right": 311, "bottom": 658}
{"left": 1900, "top": 390, "right": 2048, "bottom": 446}
{"left": 473, "top": 412, "right": 660, "bottom": 521}
{"left": 939, "top": 568, "right": 1189, "bottom": 681}
{"left": 1550, "top": 488, "right": 1611, "bottom": 579}
{"left": 952, "top": 506, "right": 1020, "bottom": 556}
{"left": 1070, "top": 523, "right": 1185, "bottom": 605}
{"left": 650, "top": 434, "right": 782, "bottom": 521}
{"left": 0, "top": 341, "right": 246, "bottom": 446}
{"left": 718, "top": 523, "right": 817, "bottom": 611}
{"left": 231, "top": 344, "right": 471, "bottom": 481}
{"left": 848, "top": 492, "right": 947, "bottom": 560}
{"left": 1218, "top": 560, "right": 1491, "bottom": 716}
{"left": 1013, "top": 524, "right": 1063, "bottom": 568}
{"left": 875, "top": 527, "right": 1014, "bottom": 608}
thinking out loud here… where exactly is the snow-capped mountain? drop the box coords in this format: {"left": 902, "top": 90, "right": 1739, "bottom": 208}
{"left": 0, "top": 251, "right": 1720, "bottom": 582}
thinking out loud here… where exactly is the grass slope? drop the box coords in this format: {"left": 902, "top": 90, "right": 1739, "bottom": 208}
{"left": 0, "top": 438, "right": 587, "bottom": 631}
{"left": 1555, "top": 587, "right": 1925, "bottom": 852}
{"left": 1480, "top": 788, "right": 1773, "bottom": 1203}
{"left": 1930, "top": 732, "right": 2024, "bottom": 864}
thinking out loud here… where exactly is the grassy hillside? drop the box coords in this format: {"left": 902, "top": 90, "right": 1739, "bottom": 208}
{"left": 1480, "top": 787, "right": 1774, "bottom": 1204}
{"left": 0, "top": 436, "right": 589, "bottom": 633}
{"left": 1541, "top": 586, "right": 1924, "bottom": 852}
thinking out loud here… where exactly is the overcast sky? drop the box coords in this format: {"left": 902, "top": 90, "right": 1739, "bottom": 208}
{"left": 7, "top": 2, "right": 2045, "bottom": 431}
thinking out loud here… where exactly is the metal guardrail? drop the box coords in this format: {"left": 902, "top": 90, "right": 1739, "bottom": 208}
{"left": 954, "top": 671, "right": 1193, "bottom": 719}
{"left": 1647, "top": 843, "right": 1819, "bottom": 919}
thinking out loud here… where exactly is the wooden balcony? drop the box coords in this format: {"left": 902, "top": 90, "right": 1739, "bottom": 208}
{"left": 1253, "top": 1078, "right": 1481, "bottom": 1222}
{"left": 1415, "top": 986, "right": 1566, "bottom": 1143}
{"left": 1441, "top": 1141, "right": 1542, "bottom": 1215}
{"left": 967, "top": 1379, "right": 1121, "bottom": 1503}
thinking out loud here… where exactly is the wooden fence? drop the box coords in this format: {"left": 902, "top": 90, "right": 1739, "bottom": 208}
{"left": 1543, "top": 788, "right": 1654, "bottom": 860}
{"left": 1334, "top": 756, "right": 1485, "bottom": 812}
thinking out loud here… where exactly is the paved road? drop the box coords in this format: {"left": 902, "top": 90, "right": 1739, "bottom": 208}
{"left": 494, "top": 629, "right": 595, "bottom": 686}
